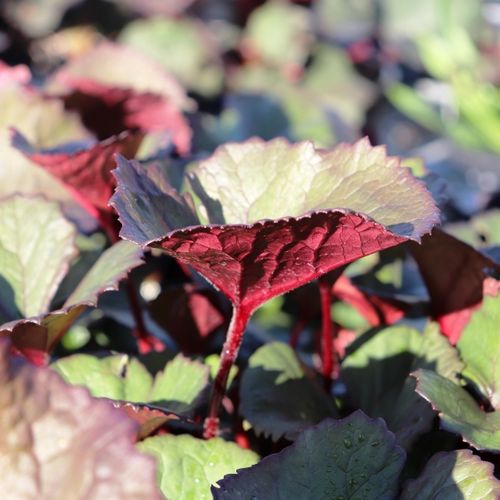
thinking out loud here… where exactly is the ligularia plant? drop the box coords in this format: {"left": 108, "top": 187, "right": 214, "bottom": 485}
{"left": 111, "top": 137, "right": 439, "bottom": 437}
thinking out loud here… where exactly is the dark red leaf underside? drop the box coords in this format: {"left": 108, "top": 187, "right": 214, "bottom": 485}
{"left": 409, "top": 229, "right": 500, "bottom": 343}
{"left": 153, "top": 212, "right": 408, "bottom": 312}
{"left": 0, "top": 305, "right": 85, "bottom": 366}
{"left": 149, "top": 284, "right": 227, "bottom": 353}
{"left": 13, "top": 130, "right": 142, "bottom": 213}
{"left": 59, "top": 78, "right": 191, "bottom": 154}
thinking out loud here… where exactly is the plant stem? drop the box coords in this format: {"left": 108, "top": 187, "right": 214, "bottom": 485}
{"left": 319, "top": 278, "right": 334, "bottom": 392}
{"left": 103, "top": 215, "right": 161, "bottom": 353}
{"left": 203, "top": 304, "right": 252, "bottom": 439}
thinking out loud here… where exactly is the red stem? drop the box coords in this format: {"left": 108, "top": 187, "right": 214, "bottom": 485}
{"left": 102, "top": 213, "right": 160, "bottom": 353}
{"left": 203, "top": 304, "right": 252, "bottom": 439}
{"left": 319, "top": 278, "right": 334, "bottom": 392}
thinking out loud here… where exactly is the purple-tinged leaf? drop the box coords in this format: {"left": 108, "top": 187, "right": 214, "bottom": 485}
{"left": 401, "top": 450, "right": 500, "bottom": 499}
{"left": 112, "top": 138, "right": 438, "bottom": 311}
{"left": 0, "top": 338, "right": 160, "bottom": 498}
{"left": 12, "top": 129, "right": 143, "bottom": 232}
{"left": 213, "top": 411, "right": 405, "bottom": 499}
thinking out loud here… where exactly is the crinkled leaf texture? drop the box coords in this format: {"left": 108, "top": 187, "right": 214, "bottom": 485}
{"left": 54, "top": 352, "right": 210, "bottom": 416}
{"left": 240, "top": 342, "right": 337, "bottom": 441}
{"left": 401, "top": 450, "right": 500, "bottom": 500}
{"left": 0, "top": 237, "right": 143, "bottom": 364}
{"left": 112, "top": 138, "right": 439, "bottom": 311}
{"left": 413, "top": 370, "right": 500, "bottom": 451}
{"left": 213, "top": 410, "right": 405, "bottom": 499}
{"left": 138, "top": 434, "right": 258, "bottom": 499}
{"left": 342, "top": 323, "right": 464, "bottom": 449}
{"left": 0, "top": 338, "right": 160, "bottom": 499}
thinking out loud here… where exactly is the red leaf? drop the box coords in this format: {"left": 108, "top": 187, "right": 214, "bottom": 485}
{"left": 409, "top": 229, "right": 500, "bottom": 343}
{"left": 12, "top": 129, "right": 142, "bottom": 232}
{"left": 59, "top": 77, "right": 191, "bottom": 154}
{"left": 153, "top": 212, "right": 408, "bottom": 312}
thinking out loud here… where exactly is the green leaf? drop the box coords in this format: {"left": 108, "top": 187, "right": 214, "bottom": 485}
{"left": 53, "top": 353, "right": 210, "bottom": 416}
{"left": 53, "top": 354, "right": 153, "bottom": 400}
{"left": 401, "top": 450, "right": 500, "bottom": 500}
{"left": 64, "top": 240, "right": 143, "bottom": 307}
{"left": 0, "top": 338, "right": 160, "bottom": 498}
{"left": 240, "top": 342, "right": 337, "bottom": 441}
{"left": 138, "top": 434, "right": 258, "bottom": 500}
{"left": 0, "top": 195, "right": 77, "bottom": 320}
{"left": 458, "top": 294, "right": 500, "bottom": 409}
{"left": 414, "top": 369, "right": 500, "bottom": 451}
{"left": 188, "top": 138, "right": 438, "bottom": 234}
{"left": 148, "top": 354, "right": 210, "bottom": 415}
{"left": 342, "top": 323, "right": 464, "bottom": 448}
{"left": 213, "top": 411, "right": 405, "bottom": 499}
{"left": 120, "top": 17, "right": 223, "bottom": 97}
{"left": 242, "top": 2, "right": 312, "bottom": 68}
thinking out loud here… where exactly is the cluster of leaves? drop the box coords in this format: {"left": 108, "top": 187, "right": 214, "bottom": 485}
{"left": 0, "top": 0, "right": 499, "bottom": 498}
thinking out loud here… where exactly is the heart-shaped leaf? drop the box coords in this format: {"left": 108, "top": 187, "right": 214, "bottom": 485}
{"left": 213, "top": 411, "right": 405, "bottom": 499}
{"left": 112, "top": 137, "right": 438, "bottom": 312}
{"left": 1, "top": 239, "right": 144, "bottom": 363}
{"left": 240, "top": 342, "right": 337, "bottom": 441}
{"left": 138, "top": 434, "right": 258, "bottom": 499}
{"left": 401, "top": 450, "right": 500, "bottom": 499}
{"left": 413, "top": 369, "right": 500, "bottom": 451}
{"left": 0, "top": 338, "right": 160, "bottom": 498}
{"left": 53, "top": 352, "right": 210, "bottom": 416}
